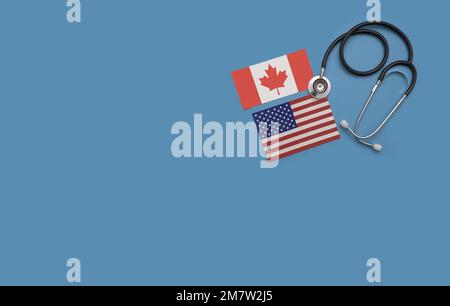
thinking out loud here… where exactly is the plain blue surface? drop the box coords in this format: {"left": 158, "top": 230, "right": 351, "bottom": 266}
{"left": 0, "top": 0, "right": 449, "bottom": 285}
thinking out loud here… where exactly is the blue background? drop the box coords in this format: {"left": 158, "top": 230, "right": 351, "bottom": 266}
{"left": 0, "top": 0, "right": 448, "bottom": 285}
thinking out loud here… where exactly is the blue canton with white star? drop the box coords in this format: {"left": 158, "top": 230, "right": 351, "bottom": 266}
{"left": 252, "top": 102, "right": 297, "bottom": 139}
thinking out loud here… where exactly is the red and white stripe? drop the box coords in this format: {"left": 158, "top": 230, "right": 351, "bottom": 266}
{"left": 263, "top": 96, "right": 340, "bottom": 161}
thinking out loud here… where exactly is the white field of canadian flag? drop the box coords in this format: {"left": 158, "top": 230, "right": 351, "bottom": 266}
{"left": 232, "top": 49, "right": 313, "bottom": 110}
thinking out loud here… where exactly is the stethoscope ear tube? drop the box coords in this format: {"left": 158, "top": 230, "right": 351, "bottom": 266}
{"left": 342, "top": 61, "right": 417, "bottom": 151}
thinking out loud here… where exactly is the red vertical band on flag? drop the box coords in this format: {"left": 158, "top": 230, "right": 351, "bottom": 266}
{"left": 231, "top": 67, "right": 261, "bottom": 110}
{"left": 287, "top": 49, "right": 313, "bottom": 92}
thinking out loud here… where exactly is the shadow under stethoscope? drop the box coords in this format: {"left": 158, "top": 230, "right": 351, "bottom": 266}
{"left": 384, "top": 69, "right": 410, "bottom": 94}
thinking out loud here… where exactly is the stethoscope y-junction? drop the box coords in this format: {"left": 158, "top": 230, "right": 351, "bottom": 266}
{"left": 308, "top": 21, "right": 417, "bottom": 152}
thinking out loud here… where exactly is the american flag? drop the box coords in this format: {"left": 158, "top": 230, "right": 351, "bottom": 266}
{"left": 252, "top": 95, "right": 340, "bottom": 161}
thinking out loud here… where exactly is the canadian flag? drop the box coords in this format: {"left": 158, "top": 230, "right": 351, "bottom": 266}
{"left": 232, "top": 49, "right": 313, "bottom": 110}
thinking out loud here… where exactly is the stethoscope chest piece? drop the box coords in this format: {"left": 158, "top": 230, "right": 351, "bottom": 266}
{"left": 308, "top": 75, "right": 332, "bottom": 99}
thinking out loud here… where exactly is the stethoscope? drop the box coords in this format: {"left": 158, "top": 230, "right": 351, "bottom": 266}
{"left": 308, "top": 21, "right": 417, "bottom": 152}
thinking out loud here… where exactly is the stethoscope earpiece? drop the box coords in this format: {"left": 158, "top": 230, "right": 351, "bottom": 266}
{"left": 341, "top": 120, "right": 383, "bottom": 153}
{"left": 339, "top": 120, "right": 349, "bottom": 129}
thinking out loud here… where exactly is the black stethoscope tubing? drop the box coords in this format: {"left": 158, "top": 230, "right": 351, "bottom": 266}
{"left": 321, "top": 21, "right": 417, "bottom": 95}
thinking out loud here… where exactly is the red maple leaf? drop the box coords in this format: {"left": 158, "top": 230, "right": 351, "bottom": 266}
{"left": 259, "top": 65, "right": 288, "bottom": 95}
